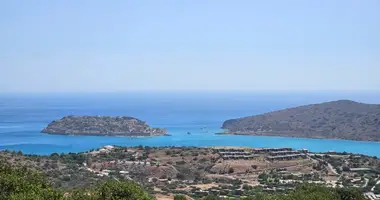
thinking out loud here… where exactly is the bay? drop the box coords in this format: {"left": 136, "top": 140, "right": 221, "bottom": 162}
{"left": 0, "top": 92, "right": 380, "bottom": 156}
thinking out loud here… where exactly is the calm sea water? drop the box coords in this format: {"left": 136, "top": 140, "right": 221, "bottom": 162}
{"left": 1, "top": 92, "right": 380, "bottom": 156}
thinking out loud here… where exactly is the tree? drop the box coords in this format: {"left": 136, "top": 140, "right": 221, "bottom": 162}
{"left": 176, "top": 173, "right": 185, "bottom": 180}
{"left": 0, "top": 162, "right": 64, "bottom": 200}
{"left": 374, "top": 184, "right": 380, "bottom": 194}
{"left": 342, "top": 166, "right": 350, "bottom": 172}
{"left": 238, "top": 184, "right": 366, "bottom": 200}
{"left": 86, "top": 157, "right": 93, "bottom": 167}
{"left": 228, "top": 167, "right": 234, "bottom": 174}
{"left": 283, "top": 184, "right": 340, "bottom": 200}
{"left": 10, "top": 189, "right": 63, "bottom": 200}
{"left": 50, "top": 153, "right": 60, "bottom": 160}
{"left": 203, "top": 195, "right": 217, "bottom": 200}
{"left": 0, "top": 161, "right": 154, "bottom": 200}
{"left": 174, "top": 194, "right": 187, "bottom": 200}
{"left": 70, "top": 189, "right": 98, "bottom": 200}
{"left": 97, "top": 180, "right": 153, "bottom": 200}
{"left": 258, "top": 173, "right": 268, "bottom": 180}
{"left": 336, "top": 188, "right": 366, "bottom": 200}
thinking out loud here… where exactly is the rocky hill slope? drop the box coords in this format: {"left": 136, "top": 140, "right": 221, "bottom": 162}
{"left": 42, "top": 116, "right": 167, "bottom": 137}
{"left": 222, "top": 100, "right": 380, "bottom": 141}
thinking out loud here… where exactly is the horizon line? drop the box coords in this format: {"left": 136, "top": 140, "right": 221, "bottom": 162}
{"left": 1, "top": 90, "right": 380, "bottom": 95}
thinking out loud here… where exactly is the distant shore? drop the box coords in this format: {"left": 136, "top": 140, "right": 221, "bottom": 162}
{"left": 221, "top": 100, "right": 380, "bottom": 142}
{"left": 216, "top": 131, "right": 380, "bottom": 142}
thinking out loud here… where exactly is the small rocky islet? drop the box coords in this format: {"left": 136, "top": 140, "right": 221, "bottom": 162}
{"left": 41, "top": 116, "right": 167, "bottom": 137}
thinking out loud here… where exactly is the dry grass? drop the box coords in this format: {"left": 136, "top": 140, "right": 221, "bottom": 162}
{"left": 155, "top": 194, "right": 174, "bottom": 200}
{"left": 155, "top": 193, "right": 194, "bottom": 200}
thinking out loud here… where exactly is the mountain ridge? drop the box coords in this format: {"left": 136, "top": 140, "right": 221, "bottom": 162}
{"left": 222, "top": 100, "right": 380, "bottom": 141}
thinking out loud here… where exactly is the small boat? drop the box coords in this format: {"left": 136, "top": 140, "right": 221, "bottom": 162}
{"left": 187, "top": 132, "right": 191, "bottom": 135}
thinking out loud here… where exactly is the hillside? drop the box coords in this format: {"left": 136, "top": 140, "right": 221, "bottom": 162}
{"left": 222, "top": 100, "right": 380, "bottom": 141}
{"left": 41, "top": 116, "right": 167, "bottom": 137}
{"left": 0, "top": 146, "right": 372, "bottom": 200}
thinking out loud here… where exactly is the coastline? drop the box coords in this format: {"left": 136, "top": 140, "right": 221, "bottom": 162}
{"left": 2, "top": 93, "right": 380, "bottom": 157}
{"left": 1, "top": 145, "right": 378, "bottom": 160}
{"left": 3, "top": 136, "right": 380, "bottom": 156}
{"left": 218, "top": 131, "right": 380, "bottom": 142}
{"left": 42, "top": 132, "right": 170, "bottom": 138}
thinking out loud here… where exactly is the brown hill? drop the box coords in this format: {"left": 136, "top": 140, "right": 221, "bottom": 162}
{"left": 222, "top": 100, "right": 380, "bottom": 141}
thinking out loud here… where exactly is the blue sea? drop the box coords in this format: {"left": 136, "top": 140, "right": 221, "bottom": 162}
{"left": 1, "top": 92, "right": 380, "bottom": 156}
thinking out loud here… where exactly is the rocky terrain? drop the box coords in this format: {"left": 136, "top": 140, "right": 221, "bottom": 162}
{"left": 41, "top": 116, "right": 167, "bottom": 137}
{"left": 222, "top": 100, "right": 380, "bottom": 141}
{"left": 1, "top": 146, "right": 378, "bottom": 199}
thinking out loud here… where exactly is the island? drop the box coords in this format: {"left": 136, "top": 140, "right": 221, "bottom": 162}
{"left": 222, "top": 100, "right": 380, "bottom": 141}
{"left": 41, "top": 116, "right": 167, "bottom": 137}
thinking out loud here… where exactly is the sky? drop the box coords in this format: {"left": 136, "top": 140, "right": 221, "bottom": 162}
{"left": 0, "top": 0, "right": 379, "bottom": 92}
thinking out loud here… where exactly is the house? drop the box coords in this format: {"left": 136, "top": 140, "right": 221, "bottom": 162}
{"left": 349, "top": 168, "right": 376, "bottom": 173}
{"left": 267, "top": 154, "right": 307, "bottom": 161}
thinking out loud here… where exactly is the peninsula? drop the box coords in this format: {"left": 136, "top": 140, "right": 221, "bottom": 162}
{"left": 41, "top": 116, "right": 167, "bottom": 137}
{"left": 222, "top": 100, "right": 380, "bottom": 141}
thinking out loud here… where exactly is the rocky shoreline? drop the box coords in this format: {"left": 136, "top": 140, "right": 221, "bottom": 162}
{"left": 41, "top": 116, "right": 167, "bottom": 137}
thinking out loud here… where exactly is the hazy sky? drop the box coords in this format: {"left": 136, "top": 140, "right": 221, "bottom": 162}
{"left": 1, "top": 0, "right": 379, "bottom": 92}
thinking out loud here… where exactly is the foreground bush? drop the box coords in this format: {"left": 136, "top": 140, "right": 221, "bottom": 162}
{"left": 0, "top": 163, "right": 62, "bottom": 200}
{"left": 0, "top": 162, "right": 153, "bottom": 200}
{"left": 202, "top": 184, "right": 365, "bottom": 200}
{"left": 174, "top": 195, "right": 187, "bottom": 200}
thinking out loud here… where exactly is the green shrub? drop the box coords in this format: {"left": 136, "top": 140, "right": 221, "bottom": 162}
{"left": 0, "top": 161, "right": 154, "bottom": 200}
{"left": 174, "top": 194, "right": 187, "bottom": 200}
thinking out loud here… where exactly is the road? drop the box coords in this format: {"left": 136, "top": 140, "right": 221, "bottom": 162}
{"left": 363, "top": 178, "right": 369, "bottom": 188}
{"left": 308, "top": 154, "right": 338, "bottom": 176}
{"left": 326, "top": 162, "right": 339, "bottom": 176}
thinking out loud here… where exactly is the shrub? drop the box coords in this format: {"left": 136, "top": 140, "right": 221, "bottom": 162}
{"left": 342, "top": 166, "right": 350, "bottom": 172}
{"left": 203, "top": 195, "right": 218, "bottom": 200}
{"left": 0, "top": 161, "right": 154, "bottom": 200}
{"left": 242, "top": 184, "right": 250, "bottom": 190}
{"left": 176, "top": 173, "right": 186, "bottom": 180}
{"left": 176, "top": 160, "right": 186, "bottom": 165}
{"left": 174, "top": 194, "right": 187, "bottom": 200}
